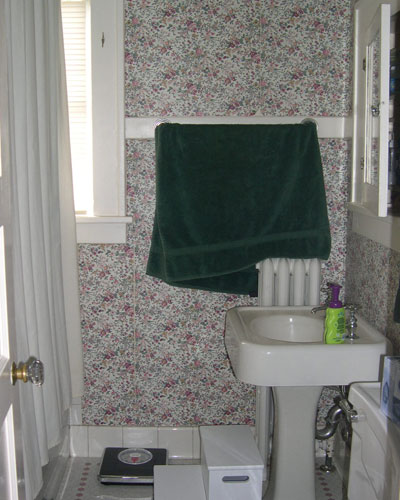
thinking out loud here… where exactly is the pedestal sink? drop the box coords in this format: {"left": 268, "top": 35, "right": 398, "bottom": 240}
{"left": 225, "top": 306, "right": 390, "bottom": 500}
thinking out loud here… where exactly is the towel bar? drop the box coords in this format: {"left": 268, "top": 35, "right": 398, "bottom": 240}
{"left": 301, "top": 117, "right": 318, "bottom": 130}
{"left": 125, "top": 116, "right": 351, "bottom": 140}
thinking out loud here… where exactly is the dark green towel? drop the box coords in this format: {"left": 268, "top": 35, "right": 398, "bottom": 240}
{"left": 146, "top": 122, "right": 331, "bottom": 294}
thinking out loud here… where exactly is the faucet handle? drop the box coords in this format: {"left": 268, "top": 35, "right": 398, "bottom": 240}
{"left": 338, "top": 398, "right": 359, "bottom": 423}
{"left": 344, "top": 303, "right": 358, "bottom": 313}
{"left": 344, "top": 304, "right": 358, "bottom": 325}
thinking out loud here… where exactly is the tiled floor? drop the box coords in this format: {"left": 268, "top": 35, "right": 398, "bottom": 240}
{"left": 56, "top": 457, "right": 346, "bottom": 500}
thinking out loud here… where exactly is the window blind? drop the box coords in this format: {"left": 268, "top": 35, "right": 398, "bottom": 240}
{"left": 61, "top": 0, "right": 92, "bottom": 214}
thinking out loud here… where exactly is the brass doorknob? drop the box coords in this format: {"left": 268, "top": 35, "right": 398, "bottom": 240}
{"left": 11, "top": 357, "right": 44, "bottom": 386}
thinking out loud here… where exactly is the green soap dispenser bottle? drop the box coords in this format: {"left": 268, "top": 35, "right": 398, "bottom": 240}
{"left": 324, "top": 283, "right": 345, "bottom": 344}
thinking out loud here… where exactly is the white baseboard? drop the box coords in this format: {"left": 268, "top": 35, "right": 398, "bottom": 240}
{"left": 70, "top": 424, "right": 202, "bottom": 459}
{"left": 70, "top": 422, "right": 330, "bottom": 463}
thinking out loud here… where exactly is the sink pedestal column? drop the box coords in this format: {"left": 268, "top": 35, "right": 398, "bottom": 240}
{"left": 264, "top": 385, "right": 323, "bottom": 500}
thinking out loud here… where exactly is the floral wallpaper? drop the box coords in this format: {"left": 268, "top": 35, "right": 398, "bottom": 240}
{"left": 78, "top": 0, "right": 353, "bottom": 426}
{"left": 346, "top": 228, "right": 400, "bottom": 356}
{"left": 125, "top": 0, "right": 352, "bottom": 117}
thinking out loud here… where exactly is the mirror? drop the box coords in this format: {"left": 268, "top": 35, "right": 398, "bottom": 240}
{"left": 390, "top": 12, "right": 400, "bottom": 214}
{"left": 362, "top": 4, "right": 390, "bottom": 217}
{"left": 365, "top": 31, "right": 380, "bottom": 187}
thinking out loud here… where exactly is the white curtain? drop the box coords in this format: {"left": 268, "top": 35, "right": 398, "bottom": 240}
{"left": 4, "top": 1, "right": 84, "bottom": 498}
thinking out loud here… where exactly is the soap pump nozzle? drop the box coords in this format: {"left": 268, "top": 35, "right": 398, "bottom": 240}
{"left": 311, "top": 283, "right": 343, "bottom": 315}
{"left": 328, "top": 283, "right": 343, "bottom": 309}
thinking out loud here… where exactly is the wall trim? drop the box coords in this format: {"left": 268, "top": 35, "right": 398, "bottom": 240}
{"left": 76, "top": 216, "right": 132, "bottom": 244}
{"left": 125, "top": 116, "right": 353, "bottom": 140}
{"left": 70, "top": 425, "right": 202, "bottom": 459}
{"left": 349, "top": 203, "right": 400, "bottom": 252}
{"left": 69, "top": 424, "right": 327, "bottom": 460}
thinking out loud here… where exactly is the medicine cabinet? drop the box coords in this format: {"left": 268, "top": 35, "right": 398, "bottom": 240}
{"left": 352, "top": 1, "right": 400, "bottom": 218}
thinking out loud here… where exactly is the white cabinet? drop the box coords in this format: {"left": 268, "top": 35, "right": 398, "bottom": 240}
{"left": 350, "top": 0, "right": 400, "bottom": 253}
{"left": 352, "top": 1, "right": 391, "bottom": 217}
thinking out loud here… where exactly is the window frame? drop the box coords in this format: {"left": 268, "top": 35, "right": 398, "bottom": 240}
{"left": 68, "top": 0, "right": 131, "bottom": 243}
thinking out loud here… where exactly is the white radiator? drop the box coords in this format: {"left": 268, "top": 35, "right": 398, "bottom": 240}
{"left": 257, "top": 258, "right": 321, "bottom": 307}
{"left": 255, "top": 258, "right": 322, "bottom": 483}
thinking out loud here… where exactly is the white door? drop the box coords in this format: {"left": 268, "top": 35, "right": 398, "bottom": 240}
{"left": 0, "top": 55, "right": 25, "bottom": 500}
{"left": 0, "top": 5, "right": 25, "bottom": 498}
{"left": 0, "top": 231, "right": 24, "bottom": 500}
{"left": 0, "top": 0, "right": 25, "bottom": 497}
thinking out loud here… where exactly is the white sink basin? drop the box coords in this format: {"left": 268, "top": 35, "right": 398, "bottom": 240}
{"left": 225, "top": 306, "right": 390, "bottom": 386}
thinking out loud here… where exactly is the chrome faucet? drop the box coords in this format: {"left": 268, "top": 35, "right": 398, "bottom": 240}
{"left": 311, "top": 283, "right": 334, "bottom": 314}
{"left": 311, "top": 305, "right": 327, "bottom": 314}
{"left": 311, "top": 303, "right": 359, "bottom": 340}
{"left": 344, "top": 304, "right": 359, "bottom": 340}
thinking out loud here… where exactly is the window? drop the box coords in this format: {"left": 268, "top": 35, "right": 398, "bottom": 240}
{"left": 62, "top": 0, "right": 92, "bottom": 214}
{"left": 61, "top": 0, "right": 131, "bottom": 243}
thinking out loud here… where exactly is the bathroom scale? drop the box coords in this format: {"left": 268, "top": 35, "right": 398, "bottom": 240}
{"left": 98, "top": 447, "right": 168, "bottom": 484}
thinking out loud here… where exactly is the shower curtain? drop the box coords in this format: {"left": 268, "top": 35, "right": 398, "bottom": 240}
{"left": 4, "top": 1, "right": 83, "bottom": 498}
